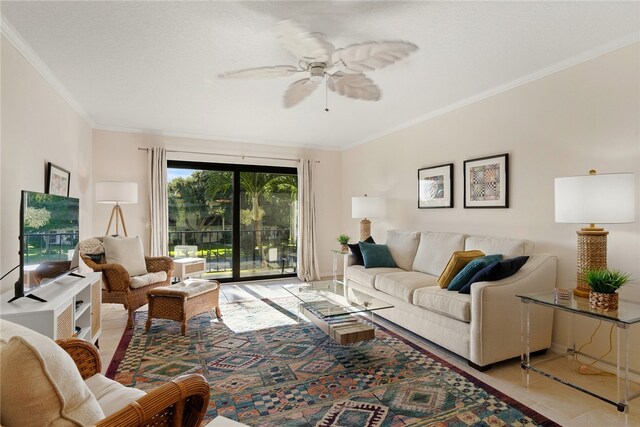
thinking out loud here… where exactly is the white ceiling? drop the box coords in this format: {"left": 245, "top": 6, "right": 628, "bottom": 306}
{"left": 2, "top": 1, "right": 639, "bottom": 150}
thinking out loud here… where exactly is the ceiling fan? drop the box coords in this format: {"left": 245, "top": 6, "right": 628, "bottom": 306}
{"left": 218, "top": 19, "right": 418, "bottom": 108}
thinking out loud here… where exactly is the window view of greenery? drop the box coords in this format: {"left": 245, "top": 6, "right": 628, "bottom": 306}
{"left": 168, "top": 167, "right": 298, "bottom": 279}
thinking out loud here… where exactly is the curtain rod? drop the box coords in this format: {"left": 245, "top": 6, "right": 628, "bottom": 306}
{"left": 137, "top": 147, "right": 319, "bottom": 163}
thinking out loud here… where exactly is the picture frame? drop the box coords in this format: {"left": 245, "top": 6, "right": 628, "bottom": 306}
{"left": 46, "top": 162, "right": 71, "bottom": 197}
{"left": 463, "top": 153, "right": 509, "bottom": 208}
{"left": 418, "top": 163, "right": 453, "bottom": 208}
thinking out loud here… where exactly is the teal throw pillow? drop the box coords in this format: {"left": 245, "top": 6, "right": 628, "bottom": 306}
{"left": 447, "top": 254, "right": 503, "bottom": 291}
{"left": 458, "top": 256, "right": 530, "bottom": 294}
{"left": 359, "top": 242, "right": 397, "bottom": 268}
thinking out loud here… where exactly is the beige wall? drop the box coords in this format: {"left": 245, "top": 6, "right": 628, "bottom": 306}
{"left": 0, "top": 35, "right": 93, "bottom": 294}
{"left": 341, "top": 43, "right": 640, "bottom": 367}
{"left": 91, "top": 129, "right": 343, "bottom": 277}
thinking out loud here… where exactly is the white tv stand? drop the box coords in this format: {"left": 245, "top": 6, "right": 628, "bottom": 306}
{"left": 1, "top": 272, "right": 102, "bottom": 343}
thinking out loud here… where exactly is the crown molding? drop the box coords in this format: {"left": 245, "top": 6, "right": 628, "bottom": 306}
{"left": 347, "top": 33, "right": 640, "bottom": 151}
{"left": 1, "top": 17, "right": 95, "bottom": 127}
{"left": 93, "top": 124, "right": 342, "bottom": 152}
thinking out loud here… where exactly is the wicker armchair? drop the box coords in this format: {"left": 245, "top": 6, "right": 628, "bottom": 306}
{"left": 82, "top": 250, "right": 174, "bottom": 329}
{"left": 56, "top": 338, "right": 209, "bottom": 427}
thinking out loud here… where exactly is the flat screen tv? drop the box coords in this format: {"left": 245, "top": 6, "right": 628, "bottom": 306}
{"left": 9, "top": 190, "right": 80, "bottom": 303}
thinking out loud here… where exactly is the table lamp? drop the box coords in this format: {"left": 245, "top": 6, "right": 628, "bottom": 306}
{"left": 352, "top": 195, "right": 385, "bottom": 241}
{"left": 96, "top": 181, "right": 138, "bottom": 236}
{"left": 554, "top": 171, "right": 635, "bottom": 297}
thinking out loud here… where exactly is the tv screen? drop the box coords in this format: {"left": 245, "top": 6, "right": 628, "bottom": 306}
{"left": 11, "top": 190, "right": 80, "bottom": 302}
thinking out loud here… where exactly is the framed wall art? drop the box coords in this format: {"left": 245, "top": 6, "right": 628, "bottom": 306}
{"left": 418, "top": 163, "right": 453, "bottom": 208}
{"left": 463, "top": 153, "right": 508, "bottom": 208}
{"left": 46, "top": 162, "right": 71, "bottom": 197}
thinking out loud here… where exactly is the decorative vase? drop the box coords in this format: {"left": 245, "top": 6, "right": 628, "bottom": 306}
{"left": 588, "top": 291, "right": 619, "bottom": 311}
{"left": 340, "top": 243, "right": 349, "bottom": 252}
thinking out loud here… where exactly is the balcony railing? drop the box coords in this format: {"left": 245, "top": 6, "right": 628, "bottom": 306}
{"left": 23, "top": 232, "right": 79, "bottom": 264}
{"left": 168, "top": 229, "right": 296, "bottom": 274}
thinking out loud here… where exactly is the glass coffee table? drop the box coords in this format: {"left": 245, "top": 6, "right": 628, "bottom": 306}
{"left": 282, "top": 280, "right": 393, "bottom": 345}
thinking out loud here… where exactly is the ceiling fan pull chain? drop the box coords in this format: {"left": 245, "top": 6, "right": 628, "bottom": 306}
{"left": 325, "top": 78, "right": 329, "bottom": 112}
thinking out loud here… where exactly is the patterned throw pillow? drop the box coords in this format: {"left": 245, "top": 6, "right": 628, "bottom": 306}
{"left": 447, "top": 254, "right": 503, "bottom": 291}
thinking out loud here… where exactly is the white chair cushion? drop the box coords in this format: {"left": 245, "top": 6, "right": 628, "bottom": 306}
{"left": 385, "top": 230, "right": 421, "bottom": 271}
{"left": 465, "top": 235, "right": 534, "bottom": 259}
{"left": 104, "top": 235, "right": 148, "bottom": 276}
{"left": 0, "top": 320, "right": 105, "bottom": 426}
{"left": 412, "top": 232, "right": 467, "bottom": 276}
{"left": 374, "top": 271, "right": 437, "bottom": 303}
{"left": 130, "top": 271, "right": 168, "bottom": 289}
{"left": 85, "top": 373, "right": 146, "bottom": 417}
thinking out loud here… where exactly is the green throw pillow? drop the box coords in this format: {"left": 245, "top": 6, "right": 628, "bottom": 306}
{"left": 359, "top": 242, "right": 397, "bottom": 268}
{"left": 447, "top": 254, "right": 503, "bottom": 291}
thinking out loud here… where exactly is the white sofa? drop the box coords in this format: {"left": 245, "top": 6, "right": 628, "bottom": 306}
{"left": 344, "top": 230, "right": 557, "bottom": 369}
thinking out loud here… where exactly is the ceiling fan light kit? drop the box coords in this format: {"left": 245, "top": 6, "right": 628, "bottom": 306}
{"left": 218, "top": 19, "right": 418, "bottom": 108}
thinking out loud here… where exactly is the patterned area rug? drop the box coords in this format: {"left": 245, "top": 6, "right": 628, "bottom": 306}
{"left": 107, "top": 297, "right": 558, "bottom": 426}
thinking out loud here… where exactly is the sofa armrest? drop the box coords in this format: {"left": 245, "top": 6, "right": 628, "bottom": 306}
{"left": 97, "top": 373, "right": 210, "bottom": 427}
{"left": 469, "top": 254, "right": 557, "bottom": 367}
{"left": 56, "top": 338, "right": 102, "bottom": 379}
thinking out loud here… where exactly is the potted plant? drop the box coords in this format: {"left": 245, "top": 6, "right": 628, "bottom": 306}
{"left": 337, "top": 234, "right": 350, "bottom": 252}
{"left": 584, "top": 269, "right": 631, "bottom": 311}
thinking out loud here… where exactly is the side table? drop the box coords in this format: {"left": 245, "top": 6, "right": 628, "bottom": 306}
{"left": 330, "top": 249, "right": 348, "bottom": 286}
{"left": 518, "top": 291, "right": 640, "bottom": 412}
{"left": 173, "top": 257, "right": 206, "bottom": 280}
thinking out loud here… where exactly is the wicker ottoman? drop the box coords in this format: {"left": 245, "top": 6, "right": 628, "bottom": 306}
{"left": 146, "top": 279, "right": 222, "bottom": 335}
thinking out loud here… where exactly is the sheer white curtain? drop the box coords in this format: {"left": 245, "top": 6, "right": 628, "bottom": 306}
{"left": 297, "top": 159, "right": 320, "bottom": 281}
{"left": 148, "top": 147, "right": 168, "bottom": 256}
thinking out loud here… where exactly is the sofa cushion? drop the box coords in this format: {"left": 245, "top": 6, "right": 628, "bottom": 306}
{"left": 437, "top": 250, "right": 485, "bottom": 288}
{"left": 374, "top": 271, "right": 438, "bottom": 302}
{"left": 347, "top": 265, "right": 404, "bottom": 288}
{"left": 104, "top": 235, "right": 148, "bottom": 276}
{"left": 459, "top": 256, "right": 530, "bottom": 294}
{"left": 0, "top": 320, "right": 105, "bottom": 426}
{"left": 447, "top": 254, "right": 503, "bottom": 291}
{"left": 385, "top": 230, "right": 421, "bottom": 271}
{"left": 360, "top": 242, "right": 397, "bottom": 268}
{"left": 413, "top": 287, "right": 472, "bottom": 322}
{"left": 465, "top": 235, "right": 533, "bottom": 259}
{"left": 347, "top": 236, "right": 375, "bottom": 265}
{"left": 85, "top": 373, "right": 146, "bottom": 417}
{"left": 412, "top": 232, "right": 467, "bottom": 276}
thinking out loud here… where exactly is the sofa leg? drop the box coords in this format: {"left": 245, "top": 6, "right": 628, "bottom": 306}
{"left": 468, "top": 360, "right": 493, "bottom": 371}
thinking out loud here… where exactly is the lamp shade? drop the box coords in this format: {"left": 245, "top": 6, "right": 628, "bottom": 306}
{"left": 352, "top": 196, "right": 385, "bottom": 219}
{"left": 554, "top": 173, "right": 635, "bottom": 224}
{"left": 96, "top": 181, "right": 138, "bottom": 204}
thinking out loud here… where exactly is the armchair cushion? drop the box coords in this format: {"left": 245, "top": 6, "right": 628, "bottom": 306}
{"left": 130, "top": 271, "right": 168, "bottom": 289}
{"left": 0, "top": 320, "right": 105, "bottom": 426}
{"left": 104, "top": 235, "right": 148, "bottom": 276}
{"left": 85, "top": 373, "right": 146, "bottom": 417}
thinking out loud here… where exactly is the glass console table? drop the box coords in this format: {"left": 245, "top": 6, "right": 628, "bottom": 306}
{"left": 518, "top": 291, "right": 640, "bottom": 412}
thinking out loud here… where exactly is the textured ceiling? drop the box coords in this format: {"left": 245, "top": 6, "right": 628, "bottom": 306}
{"left": 2, "top": 1, "right": 639, "bottom": 150}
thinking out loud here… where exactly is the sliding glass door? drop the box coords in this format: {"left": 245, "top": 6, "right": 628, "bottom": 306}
{"left": 167, "top": 161, "right": 297, "bottom": 282}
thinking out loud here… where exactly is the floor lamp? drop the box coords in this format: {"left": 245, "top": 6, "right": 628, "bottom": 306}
{"left": 96, "top": 181, "right": 138, "bottom": 237}
{"left": 352, "top": 195, "right": 385, "bottom": 241}
{"left": 554, "top": 171, "right": 635, "bottom": 297}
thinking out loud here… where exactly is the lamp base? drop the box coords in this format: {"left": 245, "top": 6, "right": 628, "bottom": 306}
{"left": 105, "top": 204, "right": 129, "bottom": 237}
{"left": 359, "top": 219, "right": 371, "bottom": 242}
{"left": 574, "top": 228, "right": 608, "bottom": 297}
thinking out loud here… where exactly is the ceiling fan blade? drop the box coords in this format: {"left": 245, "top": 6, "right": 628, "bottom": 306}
{"left": 274, "top": 19, "right": 335, "bottom": 64}
{"left": 283, "top": 78, "right": 321, "bottom": 108}
{"left": 218, "top": 65, "right": 300, "bottom": 79}
{"left": 327, "top": 73, "right": 381, "bottom": 101}
{"left": 332, "top": 41, "right": 418, "bottom": 72}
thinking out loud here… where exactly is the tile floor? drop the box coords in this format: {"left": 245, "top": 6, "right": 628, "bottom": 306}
{"left": 98, "top": 280, "right": 640, "bottom": 426}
